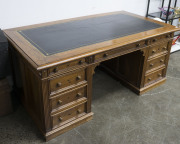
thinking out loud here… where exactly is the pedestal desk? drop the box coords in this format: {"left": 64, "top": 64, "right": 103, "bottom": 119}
{"left": 4, "top": 11, "right": 179, "bottom": 141}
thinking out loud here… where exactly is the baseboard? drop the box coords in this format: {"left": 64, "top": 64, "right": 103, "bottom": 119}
{"left": 139, "top": 78, "right": 166, "bottom": 95}
{"left": 118, "top": 77, "right": 166, "bottom": 95}
{"left": 45, "top": 112, "right": 94, "bottom": 141}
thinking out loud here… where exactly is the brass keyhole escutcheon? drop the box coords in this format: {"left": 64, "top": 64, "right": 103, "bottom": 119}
{"left": 68, "top": 79, "right": 71, "bottom": 83}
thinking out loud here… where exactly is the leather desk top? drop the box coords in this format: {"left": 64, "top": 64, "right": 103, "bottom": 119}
{"left": 18, "top": 13, "right": 162, "bottom": 56}
{"left": 4, "top": 11, "right": 178, "bottom": 69}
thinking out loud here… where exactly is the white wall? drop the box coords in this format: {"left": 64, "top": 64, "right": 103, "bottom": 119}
{"left": 0, "top": 0, "right": 179, "bottom": 29}
{"left": 0, "top": 0, "right": 153, "bottom": 29}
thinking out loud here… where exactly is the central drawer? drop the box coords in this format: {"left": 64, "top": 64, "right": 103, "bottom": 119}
{"left": 49, "top": 70, "right": 86, "bottom": 94}
{"left": 52, "top": 102, "right": 86, "bottom": 129}
{"left": 94, "top": 40, "right": 146, "bottom": 62}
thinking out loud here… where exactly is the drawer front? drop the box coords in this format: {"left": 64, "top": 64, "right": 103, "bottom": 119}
{"left": 148, "top": 42, "right": 168, "bottom": 58}
{"left": 146, "top": 55, "right": 166, "bottom": 71}
{"left": 50, "top": 70, "right": 86, "bottom": 93}
{"left": 95, "top": 40, "right": 146, "bottom": 62}
{"left": 52, "top": 103, "right": 86, "bottom": 128}
{"left": 149, "top": 33, "right": 172, "bottom": 44}
{"left": 51, "top": 86, "right": 87, "bottom": 111}
{"left": 144, "top": 69, "right": 164, "bottom": 86}
{"left": 48, "top": 58, "right": 86, "bottom": 75}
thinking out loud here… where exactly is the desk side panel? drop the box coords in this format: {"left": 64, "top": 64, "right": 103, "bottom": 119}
{"left": 11, "top": 47, "right": 48, "bottom": 134}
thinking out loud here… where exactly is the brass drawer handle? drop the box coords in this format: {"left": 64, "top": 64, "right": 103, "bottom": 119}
{"left": 59, "top": 117, "right": 63, "bottom": 121}
{"left": 57, "top": 82, "right": 62, "bottom": 87}
{"left": 158, "top": 73, "right": 162, "bottom": 77}
{"left": 76, "top": 93, "right": 82, "bottom": 98}
{"left": 53, "top": 67, "right": 58, "bottom": 73}
{"left": 148, "top": 78, "right": 151, "bottom": 81}
{"left": 160, "top": 59, "right": 164, "bottom": 62}
{"left": 58, "top": 100, "right": 62, "bottom": 105}
{"left": 76, "top": 75, "right": 81, "bottom": 80}
{"left": 103, "top": 53, "right": 108, "bottom": 58}
{"left": 79, "top": 60, "right": 83, "bottom": 65}
{"left": 152, "top": 50, "right": 156, "bottom": 53}
{"left": 152, "top": 39, "right": 157, "bottom": 42}
{"left": 166, "top": 35, "right": 171, "bottom": 38}
{"left": 77, "top": 109, "right": 81, "bottom": 114}
{"left": 136, "top": 43, "right": 140, "bottom": 47}
{"left": 150, "top": 63, "right": 154, "bottom": 67}
{"left": 163, "top": 47, "right": 167, "bottom": 50}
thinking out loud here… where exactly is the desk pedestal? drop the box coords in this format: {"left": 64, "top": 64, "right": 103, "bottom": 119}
{"left": 102, "top": 39, "right": 173, "bottom": 95}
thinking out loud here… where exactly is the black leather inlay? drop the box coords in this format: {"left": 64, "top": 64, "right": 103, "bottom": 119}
{"left": 18, "top": 14, "right": 163, "bottom": 56}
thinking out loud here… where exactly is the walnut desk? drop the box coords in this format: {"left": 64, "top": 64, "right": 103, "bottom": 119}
{"left": 4, "top": 11, "right": 179, "bottom": 141}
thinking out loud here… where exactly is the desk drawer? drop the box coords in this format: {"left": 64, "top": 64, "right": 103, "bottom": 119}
{"left": 51, "top": 86, "right": 87, "bottom": 111}
{"left": 149, "top": 33, "right": 172, "bottom": 44}
{"left": 48, "top": 58, "right": 86, "bottom": 75}
{"left": 50, "top": 70, "right": 86, "bottom": 93}
{"left": 52, "top": 102, "right": 86, "bottom": 128}
{"left": 148, "top": 42, "right": 168, "bottom": 58}
{"left": 144, "top": 69, "right": 164, "bottom": 86}
{"left": 94, "top": 41, "right": 146, "bottom": 62}
{"left": 146, "top": 55, "right": 166, "bottom": 72}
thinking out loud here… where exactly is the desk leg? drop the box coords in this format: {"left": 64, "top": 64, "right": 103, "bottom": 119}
{"left": 86, "top": 66, "right": 93, "bottom": 113}
{"left": 86, "top": 64, "right": 98, "bottom": 113}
